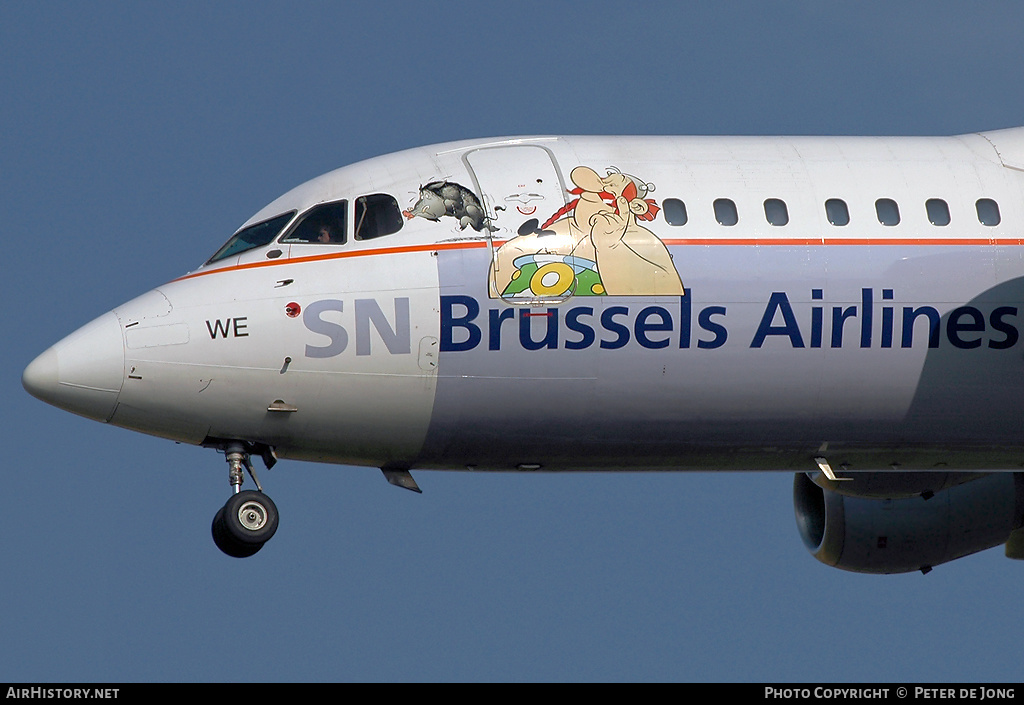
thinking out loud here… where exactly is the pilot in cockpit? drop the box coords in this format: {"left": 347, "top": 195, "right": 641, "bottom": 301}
{"left": 295, "top": 218, "right": 339, "bottom": 244}
{"left": 280, "top": 201, "right": 348, "bottom": 245}
{"left": 316, "top": 223, "right": 337, "bottom": 243}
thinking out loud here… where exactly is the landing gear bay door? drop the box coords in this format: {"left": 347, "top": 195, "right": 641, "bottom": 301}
{"left": 463, "top": 144, "right": 575, "bottom": 303}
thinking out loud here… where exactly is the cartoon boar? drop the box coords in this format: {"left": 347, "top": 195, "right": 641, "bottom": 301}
{"left": 403, "top": 180, "right": 495, "bottom": 233}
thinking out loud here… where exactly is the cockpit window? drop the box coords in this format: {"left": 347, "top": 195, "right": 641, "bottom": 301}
{"left": 281, "top": 200, "right": 348, "bottom": 245}
{"left": 354, "top": 193, "right": 404, "bottom": 240}
{"left": 206, "top": 211, "right": 295, "bottom": 264}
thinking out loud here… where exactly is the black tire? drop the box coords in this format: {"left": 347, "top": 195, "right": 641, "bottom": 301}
{"left": 211, "top": 506, "right": 263, "bottom": 558}
{"left": 222, "top": 490, "right": 279, "bottom": 546}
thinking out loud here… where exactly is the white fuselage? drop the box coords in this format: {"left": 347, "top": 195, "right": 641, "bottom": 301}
{"left": 24, "top": 130, "right": 1024, "bottom": 473}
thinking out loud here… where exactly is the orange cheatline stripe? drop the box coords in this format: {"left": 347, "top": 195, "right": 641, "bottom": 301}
{"left": 173, "top": 240, "right": 492, "bottom": 282}
{"left": 173, "top": 236, "right": 1024, "bottom": 281}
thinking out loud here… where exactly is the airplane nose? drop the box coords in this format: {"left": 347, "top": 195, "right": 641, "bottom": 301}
{"left": 22, "top": 311, "right": 125, "bottom": 422}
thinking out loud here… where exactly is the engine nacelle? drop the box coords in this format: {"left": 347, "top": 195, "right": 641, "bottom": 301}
{"left": 793, "top": 472, "right": 1024, "bottom": 573}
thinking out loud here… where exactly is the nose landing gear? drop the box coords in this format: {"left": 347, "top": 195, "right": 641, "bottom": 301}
{"left": 211, "top": 442, "right": 279, "bottom": 557}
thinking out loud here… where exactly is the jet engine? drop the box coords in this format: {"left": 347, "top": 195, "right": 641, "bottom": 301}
{"left": 793, "top": 472, "right": 1024, "bottom": 573}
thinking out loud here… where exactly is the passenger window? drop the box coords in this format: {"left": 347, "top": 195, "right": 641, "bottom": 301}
{"left": 825, "top": 199, "right": 849, "bottom": 226}
{"left": 764, "top": 198, "right": 789, "bottom": 226}
{"left": 206, "top": 211, "right": 296, "bottom": 264}
{"left": 976, "top": 198, "right": 1000, "bottom": 226}
{"left": 875, "top": 198, "right": 900, "bottom": 226}
{"left": 355, "top": 193, "right": 404, "bottom": 240}
{"left": 282, "top": 200, "right": 347, "bottom": 244}
{"left": 926, "top": 198, "right": 950, "bottom": 226}
{"left": 663, "top": 198, "right": 688, "bottom": 226}
{"left": 714, "top": 198, "right": 738, "bottom": 226}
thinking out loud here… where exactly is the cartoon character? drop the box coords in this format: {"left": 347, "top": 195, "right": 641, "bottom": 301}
{"left": 403, "top": 180, "right": 496, "bottom": 232}
{"left": 500, "top": 189, "right": 546, "bottom": 217}
{"left": 490, "top": 166, "right": 684, "bottom": 297}
{"left": 488, "top": 188, "right": 550, "bottom": 234}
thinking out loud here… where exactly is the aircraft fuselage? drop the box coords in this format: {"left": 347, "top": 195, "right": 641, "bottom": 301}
{"left": 24, "top": 130, "right": 1024, "bottom": 567}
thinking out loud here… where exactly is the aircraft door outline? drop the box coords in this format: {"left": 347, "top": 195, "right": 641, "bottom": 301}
{"left": 463, "top": 144, "right": 574, "bottom": 305}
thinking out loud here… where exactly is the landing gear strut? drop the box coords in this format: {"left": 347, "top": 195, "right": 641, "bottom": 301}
{"left": 211, "top": 442, "right": 279, "bottom": 557}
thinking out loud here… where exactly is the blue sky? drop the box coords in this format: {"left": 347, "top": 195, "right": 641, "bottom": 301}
{"left": 5, "top": 1, "right": 1024, "bottom": 682}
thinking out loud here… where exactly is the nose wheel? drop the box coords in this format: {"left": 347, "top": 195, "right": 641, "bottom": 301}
{"left": 212, "top": 490, "right": 279, "bottom": 557}
{"left": 211, "top": 442, "right": 280, "bottom": 557}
